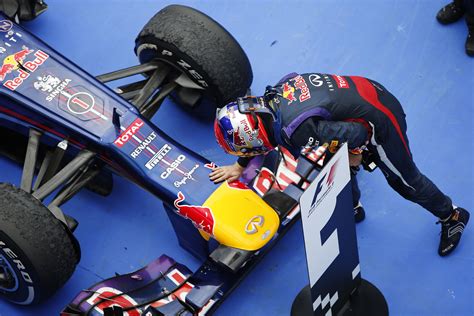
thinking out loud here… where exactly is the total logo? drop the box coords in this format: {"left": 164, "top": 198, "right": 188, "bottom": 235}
{"left": 332, "top": 75, "right": 350, "bottom": 89}
{"left": 114, "top": 119, "right": 144, "bottom": 147}
{"left": 2, "top": 49, "right": 49, "bottom": 91}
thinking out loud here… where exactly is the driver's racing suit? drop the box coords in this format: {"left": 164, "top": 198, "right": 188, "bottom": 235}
{"left": 239, "top": 73, "right": 453, "bottom": 219}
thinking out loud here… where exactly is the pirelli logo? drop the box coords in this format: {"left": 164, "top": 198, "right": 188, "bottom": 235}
{"left": 145, "top": 144, "right": 171, "bottom": 170}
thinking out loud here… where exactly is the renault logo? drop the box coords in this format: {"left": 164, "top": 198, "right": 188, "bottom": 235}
{"left": 245, "top": 215, "right": 265, "bottom": 234}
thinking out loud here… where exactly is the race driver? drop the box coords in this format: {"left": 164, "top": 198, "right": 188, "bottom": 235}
{"left": 210, "top": 72, "right": 469, "bottom": 257}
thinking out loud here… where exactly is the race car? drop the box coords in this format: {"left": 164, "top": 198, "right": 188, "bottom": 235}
{"left": 0, "top": 3, "right": 331, "bottom": 315}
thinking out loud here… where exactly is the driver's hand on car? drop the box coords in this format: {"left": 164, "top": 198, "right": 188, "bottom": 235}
{"left": 209, "top": 162, "right": 245, "bottom": 183}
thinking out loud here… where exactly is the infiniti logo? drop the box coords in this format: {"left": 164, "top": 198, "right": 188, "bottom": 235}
{"left": 309, "top": 74, "right": 323, "bottom": 87}
{"left": 245, "top": 215, "right": 265, "bottom": 234}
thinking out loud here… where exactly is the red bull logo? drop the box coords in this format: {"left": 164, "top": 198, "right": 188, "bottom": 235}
{"left": 204, "top": 162, "right": 218, "bottom": 170}
{"left": 3, "top": 50, "right": 49, "bottom": 91}
{"left": 227, "top": 180, "right": 250, "bottom": 190}
{"left": 0, "top": 46, "right": 33, "bottom": 81}
{"left": 233, "top": 127, "right": 246, "bottom": 147}
{"left": 291, "top": 75, "right": 312, "bottom": 102}
{"left": 282, "top": 82, "right": 297, "bottom": 104}
{"left": 173, "top": 192, "right": 215, "bottom": 235}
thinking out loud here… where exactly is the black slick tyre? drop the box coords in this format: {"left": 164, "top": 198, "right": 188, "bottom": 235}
{"left": 0, "top": 183, "right": 79, "bottom": 305}
{"left": 135, "top": 4, "right": 253, "bottom": 105}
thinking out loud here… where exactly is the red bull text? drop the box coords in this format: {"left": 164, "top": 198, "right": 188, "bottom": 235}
{"left": 3, "top": 50, "right": 49, "bottom": 91}
{"left": 291, "top": 75, "right": 311, "bottom": 102}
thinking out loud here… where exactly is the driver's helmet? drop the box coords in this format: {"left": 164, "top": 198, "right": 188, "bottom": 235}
{"left": 214, "top": 96, "right": 275, "bottom": 157}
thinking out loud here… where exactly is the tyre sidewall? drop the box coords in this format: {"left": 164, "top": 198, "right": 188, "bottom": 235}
{"left": 0, "top": 184, "right": 78, "bottom": 305}
{"left": 0, "top": 231, "right": 40, "bottom": 304}
{"left": 136, "top": 36, "right": 221, "bottom": 102}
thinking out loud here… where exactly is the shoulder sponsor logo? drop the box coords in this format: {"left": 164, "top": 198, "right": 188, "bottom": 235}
{"left": 309, "top": 73, "right": 336, "bottom": 91}
{"left": 332, "top": 75, "right": 349, "bottom": 89}
{"left": 3, "top": 50, "right": 49, "bottom": 91}
{"left": 291, "top": 75, "right": 311, "bottom": 102}
{"left": 282, "top": 82, "right": 297, "bottom": 104}
{"left": 114, "top": 118, "right": 144, "bottom": 147}
{"left": 309, "top": 74, "right": 323, "bottom": 87}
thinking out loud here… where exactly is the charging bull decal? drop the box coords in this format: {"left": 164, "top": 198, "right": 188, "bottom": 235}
{"left": 227, "top": 180, "right": 250, "bottom": 190}
{"left": 173, "top": 192, "right": 215, "bottom": 235}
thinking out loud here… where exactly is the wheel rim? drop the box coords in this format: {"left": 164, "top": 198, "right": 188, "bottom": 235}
{"left": 0, "top": 254, "right": 19, "bottom": 291}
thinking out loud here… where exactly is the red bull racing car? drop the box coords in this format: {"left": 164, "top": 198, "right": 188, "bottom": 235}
{"left": 0, "top": 3, "right": 330, "bottom": 315}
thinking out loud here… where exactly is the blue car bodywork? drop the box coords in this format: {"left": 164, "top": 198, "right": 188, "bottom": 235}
{"left": 0, "top": 14, "right": 320, "bottom": 315}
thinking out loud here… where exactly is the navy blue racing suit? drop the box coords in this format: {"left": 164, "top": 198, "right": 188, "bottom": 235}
{"left": 239, "top": 73, "right": 453, "bottom": 219}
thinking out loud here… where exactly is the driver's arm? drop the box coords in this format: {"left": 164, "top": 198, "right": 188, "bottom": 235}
{"left": 290, "top": 118, "right": 370, "bottom": 153}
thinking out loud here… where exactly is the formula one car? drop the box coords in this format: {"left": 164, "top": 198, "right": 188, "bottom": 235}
{"left": 0, "top": 4, "right": 330, "bottom": 315}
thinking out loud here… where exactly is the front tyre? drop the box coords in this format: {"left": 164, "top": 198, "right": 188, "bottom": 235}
{"left": 0, "top": 183, "right": 79, "bottom": 304}
{"left": 135, "top": 4, "right": 253, "bottom": 105}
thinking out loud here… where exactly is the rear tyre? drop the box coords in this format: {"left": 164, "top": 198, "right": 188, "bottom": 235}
{"left": 135, "top": 4, "right": 253, "bottom": 105}
{"left": 0, "top": 183, "right": 79, "bottom": 304}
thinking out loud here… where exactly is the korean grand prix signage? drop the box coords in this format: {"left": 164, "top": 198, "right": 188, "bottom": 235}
{"left": 299, "top": 143, "right": 361, "bottom": 316}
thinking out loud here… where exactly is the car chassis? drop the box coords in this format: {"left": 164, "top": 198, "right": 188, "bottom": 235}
{"left": 0, "top": 6, "right": 330, "bottom": 315}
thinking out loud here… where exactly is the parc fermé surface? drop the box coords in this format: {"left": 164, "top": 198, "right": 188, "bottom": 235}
{"left": 0, "top": 0, "right": 472, "bottom": 315}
